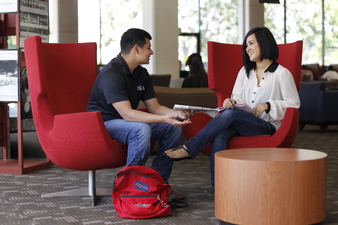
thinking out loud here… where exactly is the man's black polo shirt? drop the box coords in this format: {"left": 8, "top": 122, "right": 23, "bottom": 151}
{"left": 86, "top": 54, "right": 156, "bottom": 121}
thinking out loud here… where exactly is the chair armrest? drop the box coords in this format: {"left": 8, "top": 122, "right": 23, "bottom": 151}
{"left": 318, "top": 90, "right": 338, "bottom": 121}
{"left": 299, "top": 82, "right": 338, "bottom": 123}
{"left": 53, "top": 111, "right": 110, "bottom": 141}
{"left": 299, "top": 82, "right": 325, "bottom": 121}
{"left": 47, "top": 111, "right": 127, "bottom": 170}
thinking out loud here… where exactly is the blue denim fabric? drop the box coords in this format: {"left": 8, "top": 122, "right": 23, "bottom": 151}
{"left": 184, "top": 108, "right": 276, "bottom": 189}
{"left": 104, "top": 119, "right": 181, "bottom": 181}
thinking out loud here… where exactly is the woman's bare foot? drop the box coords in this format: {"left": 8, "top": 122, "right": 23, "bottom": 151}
{"left": 164, "top": 145, "right": 191, "bottom": 161}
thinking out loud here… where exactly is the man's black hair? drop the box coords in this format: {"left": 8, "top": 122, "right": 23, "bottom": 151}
{"left": 120, "top": 28, "right": 152, "bottom": 54}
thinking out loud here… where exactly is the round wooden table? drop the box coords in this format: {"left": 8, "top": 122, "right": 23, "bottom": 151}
{"left": 215, "top": 148, "right": 327, "bottom": 225}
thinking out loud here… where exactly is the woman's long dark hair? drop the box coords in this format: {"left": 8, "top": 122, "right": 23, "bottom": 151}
{"left": 242, "top": 27, "right": 279, "bottom": 77}
{"left": 186, "top": 53, "right": 208, "bottom": 87}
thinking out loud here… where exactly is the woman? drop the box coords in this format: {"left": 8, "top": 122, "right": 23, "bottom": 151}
{"left": 181, "top": 53, "right": 208, "bottom": 88}
{"left": 165, "top": 27, "right": 300, "bottom": 189}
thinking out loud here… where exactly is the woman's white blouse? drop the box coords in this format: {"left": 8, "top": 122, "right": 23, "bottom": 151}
{"left": 232, "top": 64, "right": 300, "bottom": 130}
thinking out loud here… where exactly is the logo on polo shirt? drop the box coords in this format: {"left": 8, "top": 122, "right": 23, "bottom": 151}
{"left": 137, "top": 85, "right": 145, "bottom": 91}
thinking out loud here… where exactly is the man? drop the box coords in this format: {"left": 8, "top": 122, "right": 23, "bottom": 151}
{"left": 86, "top": 28, "right": 194, "bottom": 196}
{"left": 320, "top": 65, "right": 338, "bottom": 80}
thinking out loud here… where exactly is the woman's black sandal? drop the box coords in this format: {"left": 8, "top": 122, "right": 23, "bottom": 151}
{"left": 164, "top": 145, "right": 192, "bottom": 161}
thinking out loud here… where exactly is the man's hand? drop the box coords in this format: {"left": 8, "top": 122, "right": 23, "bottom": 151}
{"left": 176, "top": 109, "right": 197, "bottom": 120}
{"left": 164, "top": 114, "right": 192, "bottom": 126}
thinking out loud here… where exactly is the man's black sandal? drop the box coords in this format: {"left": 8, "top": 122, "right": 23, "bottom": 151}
{"left": 164, "top": 145, "right": 192, "bottom": 161}
{"left": 169, "top": 199, "right": 189, "bottom": 209}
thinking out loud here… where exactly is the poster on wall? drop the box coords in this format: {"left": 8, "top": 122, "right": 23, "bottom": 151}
{"left": 0, "top": 0, "right": 18, "bottom": 14}
{"left": 0, "top": 49, "right": 19, "bottom": 102}
{"left": 19, "top": 0, "right": 49, "bottom": 48}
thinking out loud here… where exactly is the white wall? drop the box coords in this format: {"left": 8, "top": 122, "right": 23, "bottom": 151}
{"left": 142, "top": 0, "right": 179, "bottom": 79}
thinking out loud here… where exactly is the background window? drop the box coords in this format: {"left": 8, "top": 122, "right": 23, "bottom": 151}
{"left": 78, "top": 0, "right": 142, "bottom": 65}
{"left": 324, "top": 0, "right": 338, "bottom": 65}
{"left": 73, "top": 1, "right": 336, "bottom": 67}
{"left": 178, "top": 0, "right": 238, "bottom": 71}
{"left": 265, "top": 0, "right": 338, "bottom": 65}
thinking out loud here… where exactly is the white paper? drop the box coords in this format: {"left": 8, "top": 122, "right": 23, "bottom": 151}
{"left": 0, "top": 0, "right": 18, "bottom": 13}
{"left": 0, "top": 49, "right": 19, "bottom": 102}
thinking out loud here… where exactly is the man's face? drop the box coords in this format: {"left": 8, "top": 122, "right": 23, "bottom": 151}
{"left": 137, "top": 38, "right": 153, "bottom": 64}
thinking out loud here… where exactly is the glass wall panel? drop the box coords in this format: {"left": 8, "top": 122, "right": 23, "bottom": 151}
{"left": 265, "top": 0, "right": 337, "bottom": 66}
{"left": 264, "top": 1, "right": 284, "bottom": 44}
{"left": 78, "top": 0, "right": 142, "bottom": 65}
{"left": 200, "top": 0, "right": 239, "bottom": 69}
{"left": 78, "top": 0, "right": 100, "bottom": 63}
{"left": 178, "top": 35, "right": 199, "bottom": 69}
{"left": 324, "top": 0, "right": 338, "bottom": 65}
{"left": 287, "top": 0, "right": 322, "bottom": 64}
{"left": 200, "top": 0, "right": 238, "bottom": 45}
{"left": 265, "top": 0, "right": 322, "bottom": 64}
{"left": 99, "top": 0, "right": 142, "bottom": 64}
{"left": 72, "top": 1, "right": 336, "bottom": 68}
{"left": 178, "top": 0, "right": 238, "bottom": 71}
{"left": 178, "top": 0, "right": 200, "bottom": 33}
{"left": 178, "top": 0, "right": 200, "bottom": 69}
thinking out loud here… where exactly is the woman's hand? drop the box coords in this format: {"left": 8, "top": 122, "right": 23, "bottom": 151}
{"left": 222, "top": 98, "right": 236, "bottom": 109}
{"left": 252, "top": 103, "right": 268, "bottom": 116}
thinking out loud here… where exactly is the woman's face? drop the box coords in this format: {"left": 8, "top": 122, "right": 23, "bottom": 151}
{"left": 246, "top": 33, "right": 261, "bottom": 62}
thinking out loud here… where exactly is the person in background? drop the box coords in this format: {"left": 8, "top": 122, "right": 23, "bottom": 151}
{"left": 165, "top": 27, "right": 300, "bottom": 190}
{"left": 301, "top": 65, "right": 314, "bottom": 81}
{"left": 86, "top": 28, "right": 195, "bottom": 199}
{"left": 320, "top": 65, "right": 338, "bottom": 80}
{"left": 181, "top": 53, "right": 208, "bottom": 88}
{"left": 179, "top": 60, "right": 189, "bottom": 78}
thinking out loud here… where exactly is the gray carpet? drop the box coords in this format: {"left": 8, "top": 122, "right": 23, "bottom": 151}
{"left": 1, "top": 124, "right": 338, "bottom": 225}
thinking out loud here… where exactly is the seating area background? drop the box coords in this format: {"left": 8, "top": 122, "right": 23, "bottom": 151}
{"left": 299, "top": 63, "right": 338, "bottom": 132}
{"left": 302, "top": 63, "right": 338, "bottom": 81}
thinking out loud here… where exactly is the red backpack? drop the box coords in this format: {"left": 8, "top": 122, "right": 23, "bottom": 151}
{"left": 112, "top": 165, "right": 172, "bottom": 219}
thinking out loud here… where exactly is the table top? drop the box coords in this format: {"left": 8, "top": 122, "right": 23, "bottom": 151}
{"left": 215, "top": 148, "right": 327, "bottom": 162}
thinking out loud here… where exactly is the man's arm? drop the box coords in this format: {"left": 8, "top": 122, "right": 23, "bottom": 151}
{"left": 144, "top": 98, "right": 174, "bottom": 115}
{"left": 144, "top": 98, "right": 196, "bottom": 120}
{"left": 112, "top": 98, "right": 192, "bottom": 126}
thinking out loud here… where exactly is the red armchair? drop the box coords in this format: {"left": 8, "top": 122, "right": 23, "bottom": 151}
{"left": 24, "top": 36, "right": 128, "bottom": 206}
{"left": 182, "top": 41, "right": 303, "bottom": 156}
